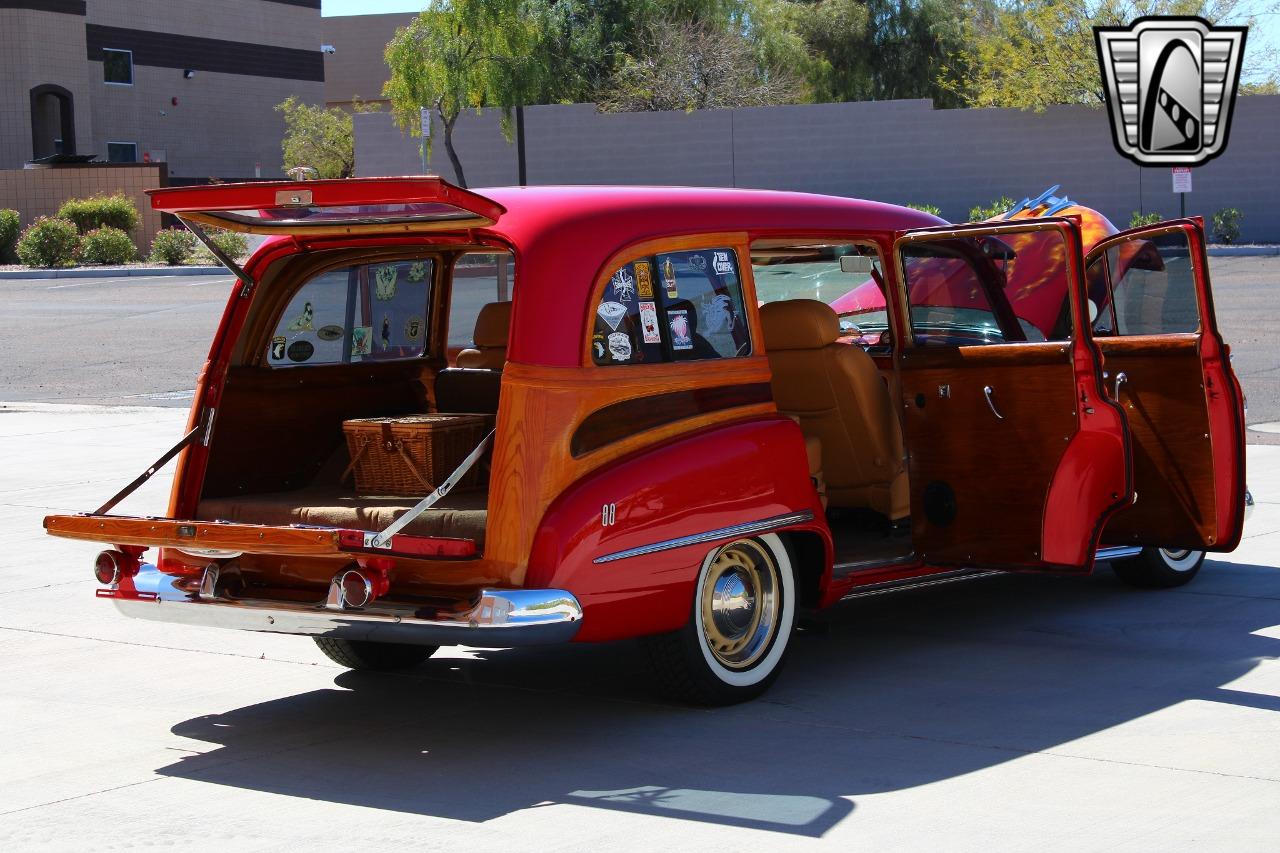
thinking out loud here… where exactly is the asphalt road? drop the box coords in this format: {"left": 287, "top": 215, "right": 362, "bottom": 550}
{"left": 2, "top": 405, "right": 1279, "bottom": 850}
{"left": 2, "top": 258, "right": 1278, "bottom": 431}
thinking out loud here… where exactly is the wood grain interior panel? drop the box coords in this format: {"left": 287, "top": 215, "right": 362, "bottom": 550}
{"left": 897, "top": 342, "right": 1077, "bottom": 566}
{"left": 203, "top": 362, "right": 430, "bottom": 497}
{"left": 1095, "top": 334, "right": 1217, "bottom": 547}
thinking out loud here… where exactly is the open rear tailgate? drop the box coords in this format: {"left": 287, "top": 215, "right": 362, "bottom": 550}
{"left": 44, "top": 514, "right": 476, "bottom": 559}
{"left": 146, "top": 176, "right": 505, "bottom": 236}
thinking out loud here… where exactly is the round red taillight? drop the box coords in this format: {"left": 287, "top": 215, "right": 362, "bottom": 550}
{"left": 340, "top": 570, "right": 372, "bottom": 609}
{"left": 94, "top": 551, "right": 122, "bottom": 586}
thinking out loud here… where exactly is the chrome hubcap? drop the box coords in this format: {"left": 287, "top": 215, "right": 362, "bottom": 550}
{"left": 700, "top": 540, "right": 780, "bottom": 670}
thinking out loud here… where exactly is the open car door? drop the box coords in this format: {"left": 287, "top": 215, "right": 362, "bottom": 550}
{"left": 892, "top": 219, "right": 1132, "bottom": 571}
{"left": 1086, "top": 220, "right": 1246, "bottom": 552}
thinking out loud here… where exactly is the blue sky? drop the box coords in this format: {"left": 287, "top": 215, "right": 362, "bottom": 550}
{"left": 320, "top": 1, "right": 1276, "bottom": 81}
{"left": 323, "top": 0, "right": 423, "bottom": 14}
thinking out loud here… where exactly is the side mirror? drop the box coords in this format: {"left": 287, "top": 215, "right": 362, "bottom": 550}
{"left": 840, "top": 255, "right": 875, "bottom": 274}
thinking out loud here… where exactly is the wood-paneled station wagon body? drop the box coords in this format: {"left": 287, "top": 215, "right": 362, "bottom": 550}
{"left": 44, "top": 179, "right": 1249, "bottom": 704}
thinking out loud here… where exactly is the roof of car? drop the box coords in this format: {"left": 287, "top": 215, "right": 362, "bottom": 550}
{"left": 247, "top": 183, "right": 945, "bottom": 367}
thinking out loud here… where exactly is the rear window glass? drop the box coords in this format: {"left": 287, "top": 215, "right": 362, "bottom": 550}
{"left": 267, "top": 259, "right": 433, "bottom": 367}
{"left": 591, "top": 247, "right": 751, "bottom": 366}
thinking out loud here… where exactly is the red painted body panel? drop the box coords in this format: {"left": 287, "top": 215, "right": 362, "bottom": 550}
{"left": 524, "top": 416, "right": 830, "bottom": 642}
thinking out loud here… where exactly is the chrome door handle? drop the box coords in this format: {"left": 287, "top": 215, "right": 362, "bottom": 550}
{"left": 982, "top": 385, "right": 1004, "bottom": 420}
{"left": 1114, "top": 371, "right": 1128, "bottom": 399}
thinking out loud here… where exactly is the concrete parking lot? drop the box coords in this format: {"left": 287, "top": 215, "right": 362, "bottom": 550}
{"left": 1, "top": 259, "right": 1279, "bottom": 850}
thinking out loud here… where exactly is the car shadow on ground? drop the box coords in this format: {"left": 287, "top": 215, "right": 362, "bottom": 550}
{"left": 157, "top": 560, "right": 1280, "bottom": 837}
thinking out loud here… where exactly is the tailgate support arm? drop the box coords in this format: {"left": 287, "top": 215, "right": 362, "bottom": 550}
{"left": 179, "top": 216, "right": 254, "bottom": 296}
{"left": 367, "top": 430, "right": 495, "bottom": 549}
{"left": 94, "top": 408, "right": 214, "bottom": 515}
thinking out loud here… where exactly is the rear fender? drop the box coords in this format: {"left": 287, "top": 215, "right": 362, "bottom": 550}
{"left": 525, "top": 415, "right": 831, "bottom": 643}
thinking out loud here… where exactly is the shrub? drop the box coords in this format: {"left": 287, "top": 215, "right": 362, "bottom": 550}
{"left": 15, "top": 216, "right": 79, "bottom": 267}
{"left": 194, "top": 228, "right": 249, "bottom": 263}
{"left": 968, "top": 196, "right": 1016, "bottom": 222}
{"left": 0, "top": 209, "right": 19, "bottom": 262}
{"left": 904, "top": 202, "right": 942, "bottom": 216}
{"left": 56, "top": 193, "right": 139, "bottom": 234}
{"left": 76, "top": 226, "right": 138, "bottom": 265}
{"left": 149, "top": 228, "right": 198, "bottom": 265}
{"left": 1212, "top": 207, "right": 1243, "bottom": 244}
{"left": 1129, "top": 211, "right": 1162, "bottom": 228}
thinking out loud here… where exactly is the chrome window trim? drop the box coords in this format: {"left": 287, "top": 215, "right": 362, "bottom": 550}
{"left": 593, "top": 510, "right": 815, "bottom": 564}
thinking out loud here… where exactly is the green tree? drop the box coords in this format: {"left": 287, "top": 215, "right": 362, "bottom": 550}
{"left": 951, "top": 0, "right": 1272, "bottom": 109}
{"left": 772, "top": 0, "right": 977, "bottom": 107}
{"left": 597, "top": 16, "right": 801, "bottom": 111}
{"left": 276, "top": 96, "right": 374, "bottom": 179}
{"left": 383, "top": 1, "right": 543, "bottom": 188}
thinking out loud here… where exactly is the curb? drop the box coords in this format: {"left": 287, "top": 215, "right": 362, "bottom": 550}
{"left": 0, "top": 265, "right": 229, "bottom": 280}
{"left": 1208, "top": 246, "right": 1280, "bottom": 257}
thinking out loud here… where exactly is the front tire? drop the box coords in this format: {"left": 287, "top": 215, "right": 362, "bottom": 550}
{"left": 1111, "top": 547, "right": 1206, "bottom": 588}
{"left": 642, "top": 533, "right": 796, "bottom": 705}
{"left": 313, "top": 637, "right": 439, "bottom": 671}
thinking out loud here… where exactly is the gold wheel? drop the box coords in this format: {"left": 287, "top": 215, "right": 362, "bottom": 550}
{"left": 698, "top": 538, "right": 781, "bottom": 670}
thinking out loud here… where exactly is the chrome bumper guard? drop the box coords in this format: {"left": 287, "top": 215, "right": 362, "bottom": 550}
{"left": 101, "top": 563, "right": 583, "bottom": 648}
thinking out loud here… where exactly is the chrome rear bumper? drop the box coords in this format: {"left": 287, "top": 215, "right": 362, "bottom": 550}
{"left": 100, "top": 563, "right": 583, "bottom": 647}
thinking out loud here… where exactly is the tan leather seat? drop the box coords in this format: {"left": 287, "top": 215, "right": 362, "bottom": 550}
{"left": 761, "top": 299, "right": 909, "bottom": 520}
{"left": 456, "top": 302, "right": 511, "bottom": 369}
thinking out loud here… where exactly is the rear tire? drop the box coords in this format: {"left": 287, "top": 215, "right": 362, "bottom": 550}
{"left": 642, "top": 533, "right": 796, "bottom": 706}
{"left": 1111, "top": 547, "right": 1206, "bottom": 589}
{"left": 313, "top": 637, "right": 439, "bottom": 671}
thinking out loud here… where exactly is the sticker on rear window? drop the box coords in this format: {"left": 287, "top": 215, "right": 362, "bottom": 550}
{"left": 597, "top": 301, "right": 627, "bottom": 331}
{"left": 669, "top": 309, "right": 693, "bottom": 350}
{"left": 636, "top": 262, "right": 654, "bottom": 298}
{"left": 639, "top": 301, "right": 661, "bottom": 343}
{"left": 351, "top": 326, "right": 372, "bottom": 356}
{"left": 287, "top": 302, "right": 314, "bottom": 331}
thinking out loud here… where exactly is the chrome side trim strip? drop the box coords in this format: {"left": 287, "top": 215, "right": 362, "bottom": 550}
{"left": 593, "top": 510, "right": 816, "bottom": 564}
{"left": 839, "top": 569, "right": 1005, "bottom": 602}
{"left": 1096, "top": 545, "right": 1143, "bottom": 561}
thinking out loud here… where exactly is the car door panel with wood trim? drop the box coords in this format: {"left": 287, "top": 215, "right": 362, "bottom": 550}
{"left": 1088, "top": 222, "right": 1246, "bottom": 552}
{"left": 892, "top": 221, "right": 1131, "bottom": 570}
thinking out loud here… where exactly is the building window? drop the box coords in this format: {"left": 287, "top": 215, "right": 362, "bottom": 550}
{"left": 103, "top": 49, "right": 133, "bottom": 85}
{"left": 107, "top": 142, "right": 138, "bottom": 163}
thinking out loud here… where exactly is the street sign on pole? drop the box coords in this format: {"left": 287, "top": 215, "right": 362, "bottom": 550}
{"left": 1172, "top": 167, "right": 1192, "bottom": 218}
{"left": 1172, "top": 167, "right": 1192, "bottom": 194}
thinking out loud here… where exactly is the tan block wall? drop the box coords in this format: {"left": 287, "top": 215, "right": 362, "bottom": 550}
{"left": 87, "top": 63, "right": 323, "bottom": 180}
{"left": 0, "top": 164, "right": 167, "bottom": 255}
{"left": 0, "top": 9, "right": 96, "bottom": 170}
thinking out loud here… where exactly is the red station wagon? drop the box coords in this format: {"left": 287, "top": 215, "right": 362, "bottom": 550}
{"left": 44, "top": 179, "right": 1250, "bottom": 704}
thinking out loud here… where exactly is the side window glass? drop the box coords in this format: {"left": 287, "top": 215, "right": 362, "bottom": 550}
{"left": 901, "top": 230, "right": 1074, "bottom": 346}
{"left": 591, "top": 246, "right": 751, "bottom": 365}
{"left": 1102, "top": 232, "right": 1199, "bottom": 335}
{"left": 901, "top": 245, "right": 1002, "bottom": 346}
{"left": 656, "top": 249, "right": 751, "bottom": 360}
{"left": 751, "top": 242, "right": 886, "bottom": 347}
{"left": 267, "top": 259, "right": 433, "bottom": 367}
{"left": 449, "top": 252, "right": 514, "bottom": 350}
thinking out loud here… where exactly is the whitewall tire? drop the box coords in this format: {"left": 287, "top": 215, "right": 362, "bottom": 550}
{"left": 642, "top": 533, "right": 796, "bottom": 705}
{"left": 1112, "top": 547, "right": 1206, "bottom": 588}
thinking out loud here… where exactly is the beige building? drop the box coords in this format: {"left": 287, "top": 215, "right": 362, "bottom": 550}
{"left": 322, "top": 11, "right": 416, "bottom": 111}
{"left": 0, "top": 0, "right": 326, "bottom": 179}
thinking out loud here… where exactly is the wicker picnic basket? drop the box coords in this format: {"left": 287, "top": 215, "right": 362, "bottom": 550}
{"left": 341, "top": 414, "right": 491, "bottom": 496}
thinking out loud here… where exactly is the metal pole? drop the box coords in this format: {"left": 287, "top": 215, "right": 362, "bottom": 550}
{"left": 516, "top": 103, "right": 527, "bottom": 186}
{"left": 1180, "top": 191, "right": 1186, "bottom": 219}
